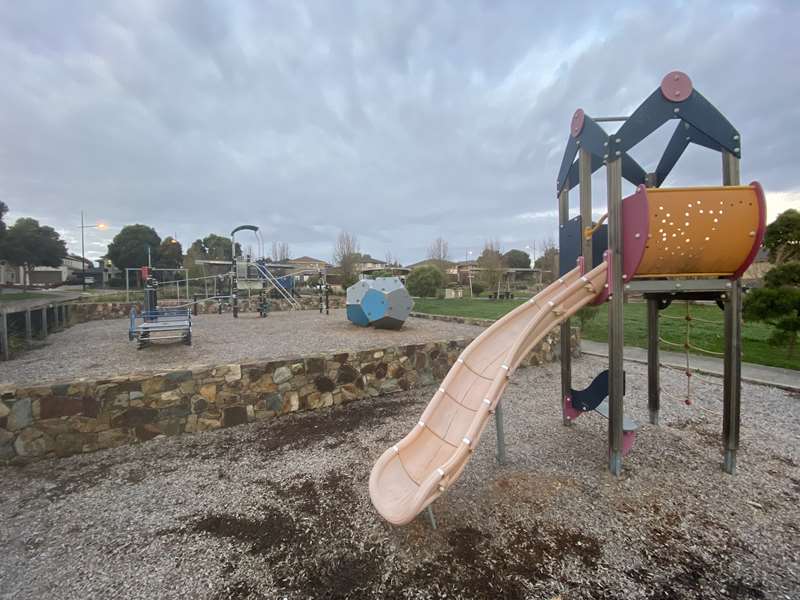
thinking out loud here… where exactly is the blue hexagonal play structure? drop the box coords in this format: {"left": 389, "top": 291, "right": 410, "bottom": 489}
{"left": 346, "top": 277, "right": 413, "bottom": 330}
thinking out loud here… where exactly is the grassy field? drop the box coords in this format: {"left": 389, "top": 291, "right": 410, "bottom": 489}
{"left": 0, "top": 292, "right": 51, "bottom": 303}
{"left": 412, "top": 297, "right": 799, "bottom": 371}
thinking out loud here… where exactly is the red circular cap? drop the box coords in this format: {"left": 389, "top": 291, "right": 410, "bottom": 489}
{"left": 660, "top": 71, "right": 693, "bottom": 102}
{"left": 571, "top": 109, "right": 585, "bottom": 137}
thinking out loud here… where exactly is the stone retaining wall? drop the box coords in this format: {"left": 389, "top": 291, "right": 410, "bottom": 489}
{"left": 0, "top": 328, "right": 578, "bottom": 463}
{"left": 67, "top": 295, "right": 345, "bottom": 324}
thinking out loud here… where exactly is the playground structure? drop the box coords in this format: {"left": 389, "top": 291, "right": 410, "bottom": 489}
{"left": 346, "top": 277, "right": 414, "bottom": 330}
{"left": 128, "top": 271, "right": 192, "bottom": 349}
{"left": 369, "top": 71, "right": 765, "bottom": 526}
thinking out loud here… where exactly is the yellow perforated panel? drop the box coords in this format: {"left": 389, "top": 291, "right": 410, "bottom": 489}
{"left": 636, "top": 186, "right": 761, "bottom": 278}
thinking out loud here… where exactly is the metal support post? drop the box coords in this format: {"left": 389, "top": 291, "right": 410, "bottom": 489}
{"left": 722, "top": 150, "right": 742, "bottom": 474}
{"left": 579, "top": 148, "right": 593, "bottom": 269}
{"left": 558, "top": 184, "right": 572, "bottom": 425}
{"left": 53, "top": 306, "right": 60, "bottom": 330}
{"left": 425, "top": 505, "right": 437, "bottom": 530}
{"left": 0, "top": 312, "right": 8, "bottom": 360}
{"left": 41, "top": 307, "right": 48, "bottom": 338}
{"left": 25, "top": 310, "right": 32, "bottom": 343}
{"left": 647, "top": 298, "right": 660, "bottom": 425}
{"left": 495, "top": 401, "right": 507, "bottom": 465}
{"left": 606, "top": 158, "right": 625, "bottom": 476}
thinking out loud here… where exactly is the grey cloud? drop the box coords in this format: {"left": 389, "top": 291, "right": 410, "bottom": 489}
{"left": 1, "top": 0, "right": 797, "bottom": 262}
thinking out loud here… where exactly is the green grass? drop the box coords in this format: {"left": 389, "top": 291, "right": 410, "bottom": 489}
{"left": 413, "top": 297, "right": 527, "bottom": 321}
{"left": 0, "top": 292, "right": 51, "bottom": 303}
{"left": 412, "top": 297, "right": 799, "bottom": 371}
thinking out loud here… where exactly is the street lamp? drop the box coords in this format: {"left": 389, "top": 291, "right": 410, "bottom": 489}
{"left": 80, "top": 210, "right": 107, "bottom": 291}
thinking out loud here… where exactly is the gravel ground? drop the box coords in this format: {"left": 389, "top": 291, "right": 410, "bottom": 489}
{"left": 0, "top": 309, "right": 485, "bottom": 386}
{"left": 1, "top": 355, "right": 798, "bottom": 600}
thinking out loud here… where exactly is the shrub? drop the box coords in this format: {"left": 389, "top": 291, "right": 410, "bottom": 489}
{"left": 406, "top": 265, "right": 445, "bottom": 297}
{"left": 470, "top": 281, "right": 486, "bottom": 296}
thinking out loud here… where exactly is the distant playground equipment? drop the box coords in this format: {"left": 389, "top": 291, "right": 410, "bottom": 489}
{"left": 370, "top": 71, "right": 765, "bottom": 527}
{"left": 230, "top": 225, "right": 300, "bottom": 316}
{"left": 316, "top": 269, "right": 331, "bottom": 315}
{"left": 128, "top": 269, "right": 192, "bottom": 349}
{"left": 346, "top": 277, "right": 413, "bottom": 330}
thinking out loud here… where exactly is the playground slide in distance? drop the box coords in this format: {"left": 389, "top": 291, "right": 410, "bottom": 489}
{"left": 369, "top": 261, "right": 609, "bottom": 525}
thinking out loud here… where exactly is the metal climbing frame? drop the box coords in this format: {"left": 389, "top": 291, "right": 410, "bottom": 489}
{"left": 555, "top": 71, "right": 766, "bottom": 475}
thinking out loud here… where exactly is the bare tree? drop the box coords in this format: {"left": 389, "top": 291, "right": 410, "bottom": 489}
{"left": 427, "top": 237, "right": 450, "bottom": 265}
{"left": 270, "top": 241, "right": 290, "bottom": 262}
{"left": 333, "top": 231, "right": 360, "bottom": 286}
{"left": 384, "top": 251, "right": 400, "bottom": 267}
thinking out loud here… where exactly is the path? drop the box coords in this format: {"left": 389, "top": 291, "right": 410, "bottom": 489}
{"left": 581, "top": 340, "right": 799, "bottom": 392}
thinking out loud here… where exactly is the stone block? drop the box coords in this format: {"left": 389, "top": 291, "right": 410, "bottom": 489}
{"left": 222, "top": 406, "right": 248, "bottom": 428}
{"left": 97, "top": 429, "right": 131, "bottom": 449}
{"left": 54, "top": 433, "right": 85, "bottom": 457}
{"left": 111, "top": 407, "right": 158, "bottom": 428}
{"left": 224, "top": 364, "right": 242, "bottom": 383}
{"left": 314, "top": 376, "right": 335, "bottom": 393}
{"left": 0, "top": 402, "right": 9, "bottom": 419}
{"left": 273, "top": 366, "right": 292, "bottom": 384}
{"left": 14, "top": 428, "right": 52, "bottom": 457}
{"left": 7, "top": 398, "right": 32, "bottom": 431}
{"left": 199, "top": 383, "right": 217, "bottom": 403}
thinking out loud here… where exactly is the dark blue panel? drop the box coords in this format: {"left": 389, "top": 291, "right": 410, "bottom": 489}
{"left": 592, "top": 224, "right": 608, "bottom": 267}
{"left": 621, "top": 153, "right": 647, "bottom": 186}
{"left": 559, "top": 215, "right": 582, "bottom": 277}
{"left": 556, "top": 135, "right": 578, "bottom": 194}
{"left": 677, "top": 90, "right": 739, "bottom": 155}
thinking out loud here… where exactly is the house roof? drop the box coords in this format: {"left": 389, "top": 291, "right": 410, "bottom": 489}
{"left": 288, "top": 256, "right": 329, "bottom": 264}
{"left": 405, "top": 259, "right": 457, "bottom": 269}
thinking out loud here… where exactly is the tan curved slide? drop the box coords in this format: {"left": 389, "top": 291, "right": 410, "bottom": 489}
{"left": 369, "top": 262, "right": 609, "bottom": 525}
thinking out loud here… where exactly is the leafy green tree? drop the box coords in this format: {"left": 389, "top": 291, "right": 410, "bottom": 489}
{"left": 204, "top": 234, "right": 239, "bottom": 260}
{"left": 477, "top": 241, "right": 504, "bottom": 292}
{"left": 763, "top": 209, "right": 800, "bottom": 264}
{"left": 503, "top": 249, "right": 531, "bottom": 269}
{"left": 107, "top": 224, "right": 161, "bottom": 270}
{"left": 534, "top": 240, "right": 558, "bottom": 283}
{"left": 0, "top": 217, "right": 67, "bottom": 290}
{"left": 406, "top": 265, "right": 444, "bottom": 297}
{"left": 157, "top": 237, "right": 183, "bottom": 269}
{"left": 744, "top": 261, "right": 800, "bottom": 357}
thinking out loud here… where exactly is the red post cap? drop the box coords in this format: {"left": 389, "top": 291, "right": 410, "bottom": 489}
{"left": 571, "top": 108, "right": 585, "bottom": 137}
{"left": 660, "top": 71, "right": 693, "bottom": 102}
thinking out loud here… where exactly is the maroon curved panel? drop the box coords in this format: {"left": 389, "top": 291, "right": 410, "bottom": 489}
{"left": 660, "top": 71, "right": 693, "bottom": 103}
{"left": 571, "top": 109, "right": 585, "bottom": 138}
{"left": 730, "top": 181, "right": 767, "bottom": 280}
{"left": 621, "top": 184, "right": 650, "bottom": 280}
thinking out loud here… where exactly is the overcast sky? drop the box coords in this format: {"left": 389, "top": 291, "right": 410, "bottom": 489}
{"left": 1, "top": 1, "right": 798, "bottom": 264}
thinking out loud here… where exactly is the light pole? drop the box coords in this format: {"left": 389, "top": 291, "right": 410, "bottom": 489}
{"left": 466, "top": 249, "right": 473, "bottom": 297}
{"left": 79, "top": 211, "right": 107, "bottom": 291}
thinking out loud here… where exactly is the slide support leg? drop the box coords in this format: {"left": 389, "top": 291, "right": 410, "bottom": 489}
{"left": 606, "top": 158, "right": 625, "bottom": 476}
{"left": 0, "top": 312, "right": 8, "bottom": 361}
{"left": 558, "top": 184, "right": 572, "bottom": 426}
{"left": 495, "top": 401, "right": 507, "bottom": 465}
{"left": 25, "top": 310, "right": 32, "bottom": 343}
{"left": 647, "top": 298, "right": 660, "bottom": 425}
{"left": 723, "top": 280, "right": 742, "bottom": 475}
{"left": 425, "top": 506, "right": 437, "bottom": 530}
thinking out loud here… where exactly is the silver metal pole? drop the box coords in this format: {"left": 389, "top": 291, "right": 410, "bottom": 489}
{"left": 558, "top": 184, "right": 572, "bottom": 426}
{"left": 0, "top": 312, "right": 8, "bottom": 360}
{"left": 647, "top": 298, "right": 660, "bottom": 425}
{"left": 606, "top": 157, "right": 624, "bottom": 476}
{"left": 579, "top": 148, "right": 593, "bottom": 269}
{"left": 425, "top": 506, "right": 437, "bottom": 530}
{"left": 495, "top": 401, "right": 507, "bottom": 465}
{"left": 722, "top": 150, "right": 742, "bottom": 474}
{"left": 126, "top": 268, "right": 130, "bottom": 302}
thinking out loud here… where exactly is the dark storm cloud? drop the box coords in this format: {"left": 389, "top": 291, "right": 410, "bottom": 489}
{"left": 1, "top": 0, "right": 797, "bottom": 263}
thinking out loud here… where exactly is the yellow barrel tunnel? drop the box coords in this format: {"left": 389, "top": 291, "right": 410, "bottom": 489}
{"left": 619, "top": 182, "right": 766, "bottom": 281}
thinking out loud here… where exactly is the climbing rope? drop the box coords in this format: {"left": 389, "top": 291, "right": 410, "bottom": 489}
{"left": 657, "top": 301, "right": 725, "bottom": 405}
